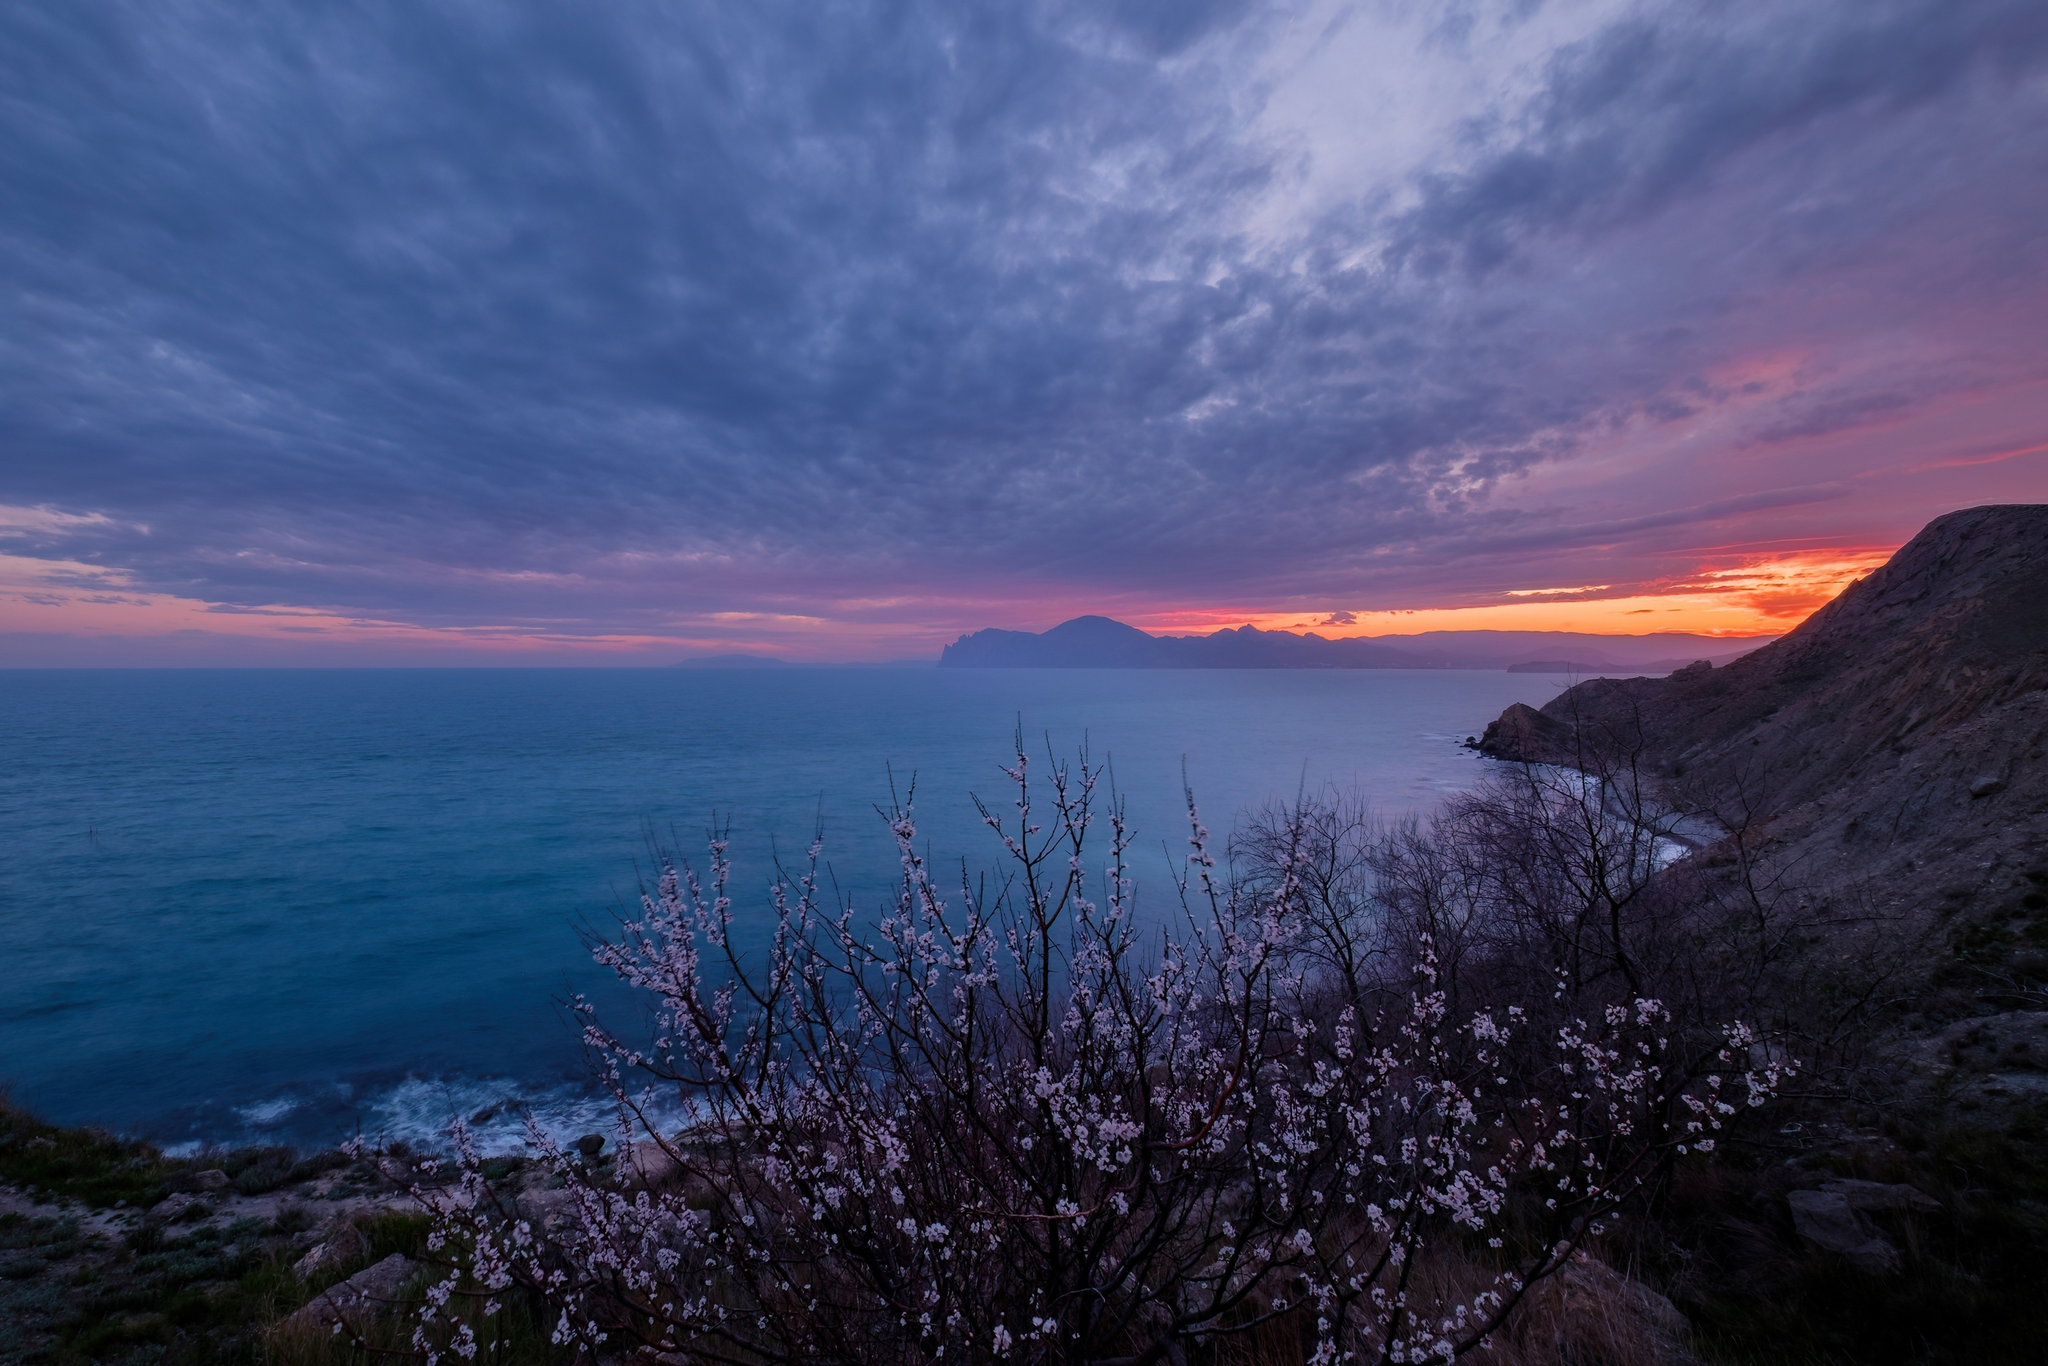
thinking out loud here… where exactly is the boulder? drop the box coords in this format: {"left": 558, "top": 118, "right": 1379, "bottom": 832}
{"left": 1822, "top": 1179, "right": 1940, "bottom": 1215}
{"left": 293, "top": 1220, "right": 370, "bottom": 1279}
{"left": 294, "top": 1241, "right": 339, "bottom": 1280}
{"left": 1786, "top": 1189, "right": 1900, "bottom": 1274}
{"left": 146, "top": 1192, "right": 209, "bottom": 1224}
{"left": 286, "top": 1252, "right": 419, "bottom": 1330}
{"left": 191, "top": 1169, "right": 231, "bottom": 1191}
{"left": 517, "top": 1187, "right": 580, "bottom": 1234}
{"left": 574, "top": 1133, "right": 607, "bottom": 1158}
{"left": 1543, "top": 1254, "right": 1699, "bottom": 1363}
{"left": 1558, "top": 1255, "right": 1691, "bottom": 1340}
{"left": 623, "top": 1139, "right": 681, "bottom": 1185}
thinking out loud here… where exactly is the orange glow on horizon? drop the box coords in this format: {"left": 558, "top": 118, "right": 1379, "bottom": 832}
{"left": 2, "top": 542, "right": 1900, "bottom": 660}
{"left": 1135, "top": 547, "right": 1896, "bottom": 640}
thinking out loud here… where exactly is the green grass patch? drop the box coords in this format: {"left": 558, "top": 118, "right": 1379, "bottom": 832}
{"left": 56, "top": 1221, "right": 310, "bottom": 1365}
{"left": 0, "top": 1097, "right": 187, "bottom": 1210}
{"left": 0, "top": 1212, "right": 312, "bottom": 1366}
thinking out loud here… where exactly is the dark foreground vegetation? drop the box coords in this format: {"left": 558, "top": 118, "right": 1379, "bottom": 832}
{"left": 3, "top": 754, "right": 2044, "bottom": 1364}
{"left": 5, "top": 759, "right": 2045, "bottom": 1365}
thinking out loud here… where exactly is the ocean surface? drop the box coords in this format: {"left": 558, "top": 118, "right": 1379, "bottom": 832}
{"left": 0, "top": 667, "right": 1566, "bottom": 1153}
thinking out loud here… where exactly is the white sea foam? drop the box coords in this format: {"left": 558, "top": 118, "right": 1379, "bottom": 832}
{"left": 238, "top": 1097, "right": 298, "bottom": 1127}
{"left": 147, "top": 1073, "right": 697, "bottom": 1156}
{"left": 351, "top": 1075, "right": 695, "bottom": 1156}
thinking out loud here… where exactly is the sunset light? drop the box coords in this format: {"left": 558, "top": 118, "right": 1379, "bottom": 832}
{"left": 0, "top": 0, "right": 2040, "bottom": 665}
{"left": 4, "top": 5, "right": 2045, "bottom": 1358}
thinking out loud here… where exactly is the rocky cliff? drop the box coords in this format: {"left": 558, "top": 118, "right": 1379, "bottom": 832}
{"left": 1479, "top": 503, "right": 2048, "bottom": 959}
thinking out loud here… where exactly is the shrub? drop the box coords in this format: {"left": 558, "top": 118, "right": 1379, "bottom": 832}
{"left": 285, "top": 1149, "right": 353, "bottom": 1185}
{"left": 226, "top": 1146, "right": 299, "bottom": 1196}
{"left": 414, "top": 742, "right": 1789, "bottom": 1365}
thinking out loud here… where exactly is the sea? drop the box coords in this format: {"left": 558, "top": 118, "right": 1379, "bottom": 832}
{"left": 0, "top": 667, "right": 1567, "bottom": 1154}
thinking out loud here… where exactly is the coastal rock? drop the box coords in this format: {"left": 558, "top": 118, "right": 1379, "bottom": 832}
{"left": 287, "top": 1252, "right": 419, "bottom": 1330}
{"left": 1932, "top": 1011, "right": 2048, "bottom": 1075}
{"left": 1558, "top": 1255, "right": 1691, "bottom": 1339}
{"left": 624, "top": 1139, "right": 680, "bottom": 1185}
{"left": 293, "top": 1241, "right": 338, "bottom": 1280}
{"left": 146, "top": 1192, "right": 209, "bottom": 1224}
{"left": 1786, "top": 1189, "right": 1901, "bottom": 1273}
{"left": 1821, "top": 1179, "right": 1940, "bottom": 1215}
{"left": 1893, "top": 1011, "right": 2048, "bottom": 1114}
{"left": 294, "top": 1220, "right": 369, "bottom": 1279}
{"left": 1958, "top": 1070, "right": 2048, "bottom": 1104}
{"left": 1476, "top": 702, "right": 1575, "bottom": 764}
{"left": 1540, "top": 1253, "right": 1699, "bottom": 1363}
{"left": 517, "top": 1187, "right": 580, "bottom": 1233}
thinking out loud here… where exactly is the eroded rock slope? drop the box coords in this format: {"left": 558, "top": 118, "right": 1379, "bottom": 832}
{"left": 1479, "top": 503, "right": 2047, "bottom": 959}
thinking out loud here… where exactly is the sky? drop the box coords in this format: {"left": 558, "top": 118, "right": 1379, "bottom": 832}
{"left": 2, "top": 0, "right": 2045, "bottom": 665}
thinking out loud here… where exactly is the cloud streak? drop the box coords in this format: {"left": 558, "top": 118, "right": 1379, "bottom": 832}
{"left": 2, "top": 0, "right": 2044, "bottom": 658}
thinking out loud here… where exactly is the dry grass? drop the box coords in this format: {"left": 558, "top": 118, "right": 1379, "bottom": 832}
{"left": 1360, "top": 1248, "right": 1697, "bottom": 1366}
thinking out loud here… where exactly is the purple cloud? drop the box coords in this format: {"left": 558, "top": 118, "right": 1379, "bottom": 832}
{"left": 0, "top": 0, "right": 2042, "bottom": 656}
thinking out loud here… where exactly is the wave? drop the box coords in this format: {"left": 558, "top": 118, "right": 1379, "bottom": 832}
{"left": 155, "top": 1072, "right": 694, "bottom": 1158}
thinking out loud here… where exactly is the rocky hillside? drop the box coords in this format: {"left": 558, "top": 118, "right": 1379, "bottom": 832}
{"left": 1479, "top": 503, "right": 2047, "bottom": 973}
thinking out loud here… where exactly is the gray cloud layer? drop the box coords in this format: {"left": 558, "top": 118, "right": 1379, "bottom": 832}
{"left": 3, "top": 0, "right": 2045, "bottom": 638}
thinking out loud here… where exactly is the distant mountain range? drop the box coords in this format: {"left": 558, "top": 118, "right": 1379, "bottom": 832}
{"left": 937, "top": 616, "right": 1772, "bottom": 674}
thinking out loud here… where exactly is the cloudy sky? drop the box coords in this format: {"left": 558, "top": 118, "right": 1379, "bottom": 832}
{"left": 3, "top": 0, "right": 2045, "bottom": 663}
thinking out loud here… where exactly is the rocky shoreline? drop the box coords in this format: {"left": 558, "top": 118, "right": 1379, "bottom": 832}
{"left": 1455, "top": 505, "right": 2048, "bottom": 1359}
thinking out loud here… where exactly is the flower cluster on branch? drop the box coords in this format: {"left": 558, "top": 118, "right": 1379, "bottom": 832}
{"left": 411, "top": 740, "right": 1789, "bottom": 1365}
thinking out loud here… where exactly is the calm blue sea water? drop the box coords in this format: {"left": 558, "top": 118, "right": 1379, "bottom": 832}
{"left": 0, "top": 667, "right": 1564, "bottom": 1152}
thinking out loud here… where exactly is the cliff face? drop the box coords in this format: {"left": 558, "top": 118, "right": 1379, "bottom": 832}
{"left": 1480, "top": 504, "right": 2048, "bottom": 922}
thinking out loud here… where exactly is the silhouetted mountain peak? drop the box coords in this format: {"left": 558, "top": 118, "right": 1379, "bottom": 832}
{"left": 940, "top": 615, "right": 1780, "bottom": 672}
{"left": 1045, "top": 615, "right": 1154, "bottom": 640}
